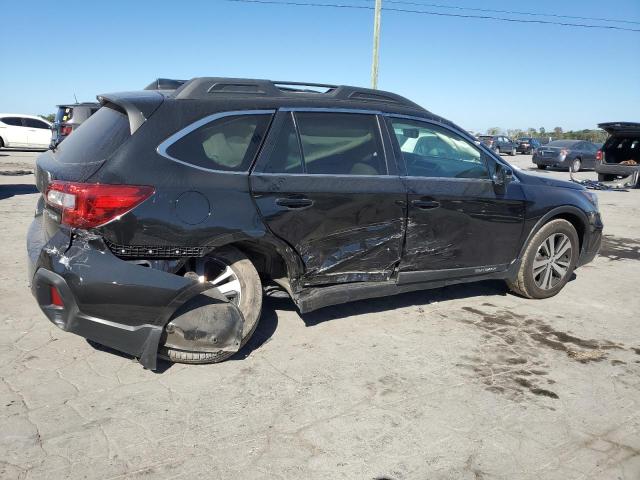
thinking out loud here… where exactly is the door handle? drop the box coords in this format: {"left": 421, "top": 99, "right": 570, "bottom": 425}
{"left": 275, "top": 197, "right": 314, "bottom": 209}
{"left": 412, "top": 199, "right": 440, "bottom": 210}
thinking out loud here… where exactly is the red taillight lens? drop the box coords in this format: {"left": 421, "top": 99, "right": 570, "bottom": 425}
{"left": 560, "top": 149, "right": 569, "bottom": 156}
{"left": 50, "top": 285, "right": 64, "bottom": 307}
{"left": 596, "top": 150, "right": 603, "bottom": 162}
{"left": 60, "top": 125, "right": 73, "bottom": 136}
{"left": 45, "top": 181, "right": 155, "bottom": 228}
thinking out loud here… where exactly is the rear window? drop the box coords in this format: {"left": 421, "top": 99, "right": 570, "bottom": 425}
{"left": 547, "top": 140, "right": 579, "bottom": 148}
{"left": 54, "top": 105, "right": 130, "bottom": 164}
{"left": 165, "top": 114, "right": 272, "bottom": 172}
{"left": 56, "top": 107, "right": 73, "bottom": 123}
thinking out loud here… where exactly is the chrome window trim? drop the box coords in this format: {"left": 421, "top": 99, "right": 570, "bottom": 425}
{"left": 156, "top": 109, "right": 276, "bottom": 174}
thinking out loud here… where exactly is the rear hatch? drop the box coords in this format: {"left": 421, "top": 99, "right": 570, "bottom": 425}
{"left": 598, "top": 123, "right": 640, "bottom": 165}
{"left": 35, "top": 91, "right": 165, "bottom": 238}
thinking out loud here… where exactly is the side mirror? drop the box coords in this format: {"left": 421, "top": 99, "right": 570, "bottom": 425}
{"left": 492, "top": 162, "right": 513, "bottom": 187}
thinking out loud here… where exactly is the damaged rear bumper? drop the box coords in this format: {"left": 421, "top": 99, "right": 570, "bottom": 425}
{"left": 27, "top": 218, "right": 243, "bottom": 369}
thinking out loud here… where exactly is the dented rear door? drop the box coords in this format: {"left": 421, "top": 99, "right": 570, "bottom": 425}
{"left": 250, "top": 110, "right": 406, "bottom": 286}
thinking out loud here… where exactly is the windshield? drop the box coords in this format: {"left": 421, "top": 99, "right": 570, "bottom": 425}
{"left": 54, "top": 105, "right": 130, "bottom": 164}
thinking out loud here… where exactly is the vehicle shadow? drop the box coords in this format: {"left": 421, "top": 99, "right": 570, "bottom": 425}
{"left": 0, "top": 184, "right": 38, "bottom": 200}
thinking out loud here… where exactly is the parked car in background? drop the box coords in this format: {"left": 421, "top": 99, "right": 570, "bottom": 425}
{"left": 28, "top": 77, "right": 602, "bottom": 370}
{"left": 516, "top": 137, "right": 541, "bottom": 154}
{"left": 0, "top": 114, "right": 51, "bottom": 150}
{"left": 532, "top": 140, "right": 599, "bottom": 171}
{"left": 595, "top": 122, "right": 640, "bottom": 182}
{"left": 478, "top": 135, "right": 517, "bottom": 155}
{"left": 50, "top": 102, "right": 101, "bottom": 148}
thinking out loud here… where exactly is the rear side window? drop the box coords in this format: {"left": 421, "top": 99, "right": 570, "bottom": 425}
{"left": 55, "top": 105, "right": 130, "bottom": 164}
{"left": 1, "top": 117, "right": 24, "bottom": 126}
{"left": 166, "top": 114, "right": 272, "bottom": 171}
{"left": 296, "top": 112, "right": 386, "bottom": 175}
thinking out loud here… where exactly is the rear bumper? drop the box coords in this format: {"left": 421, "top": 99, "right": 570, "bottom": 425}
{"left": 27, "top": 218, "right": 238, "bottom": 369}
{"left": 533, "top": 155, "right": 567, "bottom": 167}
{"left": 595, "top": 163, "right": 640, "bottom": 176}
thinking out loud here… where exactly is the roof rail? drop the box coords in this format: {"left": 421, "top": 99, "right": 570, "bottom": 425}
{"left": 173, "top": 77, "right": 423, "bottom": 110}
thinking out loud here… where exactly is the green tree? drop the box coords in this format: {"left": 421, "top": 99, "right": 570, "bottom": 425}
{"left": 539, "top": 127, "right": 546, "bottom": 135}
{"left": 553, "top": 127, "right": 563, "bottom": 137}
{"left": 40, "top": 114, "right": 55, "bottom": 123}
{"left": 487, "top": 127, "right": 502, "bottom": 135}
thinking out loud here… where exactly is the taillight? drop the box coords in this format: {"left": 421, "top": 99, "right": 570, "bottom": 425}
{"left": 560, "top": 149, "right": 569, "bottom": 157}
{"left": 488, "top": 140, "right": 494, "bottom": 146}
{"left": 60, "top": 125, "right": 73, "bottom": 136}
{"left": 45, "top": 181, "right": 155, "bottom": 228}
{"left": 596, "top": 150, "right": 603, "bottom": 162}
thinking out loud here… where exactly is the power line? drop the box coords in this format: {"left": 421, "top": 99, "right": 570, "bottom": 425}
{"left": 224, "top": 0, "right": 640, "bottom": 33}
{"left": 364, "top": 0, "right": 640, "bottom": 26}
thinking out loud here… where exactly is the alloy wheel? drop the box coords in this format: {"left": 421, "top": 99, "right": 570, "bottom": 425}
{"left": 198, "top": 257, "right": 242, "bottom": 304}
{"left": 532, "top": 233, "right": 572, "bottom": 290}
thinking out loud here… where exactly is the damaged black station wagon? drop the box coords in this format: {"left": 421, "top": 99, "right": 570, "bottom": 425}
{"left": 27, "top": 78, "right": 603, "bottom": 369}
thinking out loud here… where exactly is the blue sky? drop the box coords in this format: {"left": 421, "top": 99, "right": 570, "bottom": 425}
{"left": 1, "top": 0, "right": 639, "bottom": 132}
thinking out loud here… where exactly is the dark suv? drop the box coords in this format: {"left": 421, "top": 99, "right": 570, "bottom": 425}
{"left": 50, "top": 102, "right": 101, "bottom": 148}
{"left": 27, "top": 77, "right": 603, "bottom": 370}
{"left": 478, "top": 135, "right": 517, "bottom": 156}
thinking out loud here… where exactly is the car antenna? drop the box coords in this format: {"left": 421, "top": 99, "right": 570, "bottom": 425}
{"left": 73, "top": 92, "right": 78, "bottom": 103}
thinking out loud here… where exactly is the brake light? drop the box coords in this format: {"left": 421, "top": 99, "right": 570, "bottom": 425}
{"left": 60, "top": 125, "right": 73, "bottom": 136}
{"left": 487, "top": 140, "right": 494, "bottom": 146}
{"left": 45, "top": 181, "right": 155, "bottom": 228}
{"left": 596, "top": 150, "right": 603, "bottom": 162}
{"left": 560, "top": 149, "right": 569, "bottom": 157}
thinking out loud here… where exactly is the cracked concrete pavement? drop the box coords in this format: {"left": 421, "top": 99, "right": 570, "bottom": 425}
{"left": 1, "top": 151, "right": 639, "bottom": 479}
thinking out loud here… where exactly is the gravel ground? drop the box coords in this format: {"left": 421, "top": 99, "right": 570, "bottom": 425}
{"left": 1, "top": 150, "right": 639, "bottom": 480}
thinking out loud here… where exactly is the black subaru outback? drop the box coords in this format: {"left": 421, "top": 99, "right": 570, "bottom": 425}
{"left": 27, "top": 77, "right": 603, "bottom": 370}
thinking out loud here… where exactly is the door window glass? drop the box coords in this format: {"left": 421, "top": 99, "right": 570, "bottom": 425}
{"left": 166, "top": 114, "right": 272, "bottom": 171}
{"left": 24, "top": 118, "right": 50, "bottom": 129}
{"left": 261, "top": 113, "right": 303, "bottom": 173}
{"left": 390, "top": 119, "right": 489, "bottom": 179}
{"left": 295, "top": 112, "right": 386, "bottom": 175}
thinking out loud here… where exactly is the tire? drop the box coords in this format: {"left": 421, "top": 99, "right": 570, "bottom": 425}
{"left": 598, "top": 173, "right": 615, "bottom": 182}
{"left": 161, "top": 246, "right": 263, "bottom": 364}
{"left": 507, "top": 219, "right": 579, "bottom": 299}
{"left": 537, "top": 165, "right": 547, "bottom": 170}
{"left": 0, "top": 137, "right": 4, "bottom": 149}
{"left": 571, "top": 158, "right": 581, "bottom": 172}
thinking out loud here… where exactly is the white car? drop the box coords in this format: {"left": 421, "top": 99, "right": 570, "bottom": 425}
{"left": 0, "top": 114, "right": 52, "bottom": 150}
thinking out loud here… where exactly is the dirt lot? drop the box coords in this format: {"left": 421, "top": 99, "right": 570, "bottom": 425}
{"left": 1, "top": 150, "right": 639, "bottom": 479}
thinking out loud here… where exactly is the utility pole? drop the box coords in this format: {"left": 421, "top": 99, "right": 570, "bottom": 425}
{"left": 370, "top": 0, "right": 382, "bottom": 89}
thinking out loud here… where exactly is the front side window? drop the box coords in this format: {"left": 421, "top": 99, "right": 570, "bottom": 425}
{"left": 390, "top": 119, "right": 489, "bottom": 179}
{"left": 166, "top": 114, "right": 272, "bottom": 171}
{"left": 295, "top": 112, "right": 386, "bottom": 175}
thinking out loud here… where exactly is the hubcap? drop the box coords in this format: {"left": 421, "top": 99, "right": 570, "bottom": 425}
{"left": 572, "top": 160, "right": 580, "bottom": 172}
{"left": 199, "top": 258, "right": 242, "bottom": 304}
{"left": 532, "top": 233, "right": 572, "bottom": 290}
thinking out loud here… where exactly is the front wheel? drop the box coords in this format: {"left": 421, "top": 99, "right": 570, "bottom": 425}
{"left": 507, "top": 219, "right": 579, "bottom": 299}
{"left": 161, "top": 246, "right": 263, "bottom": 364}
